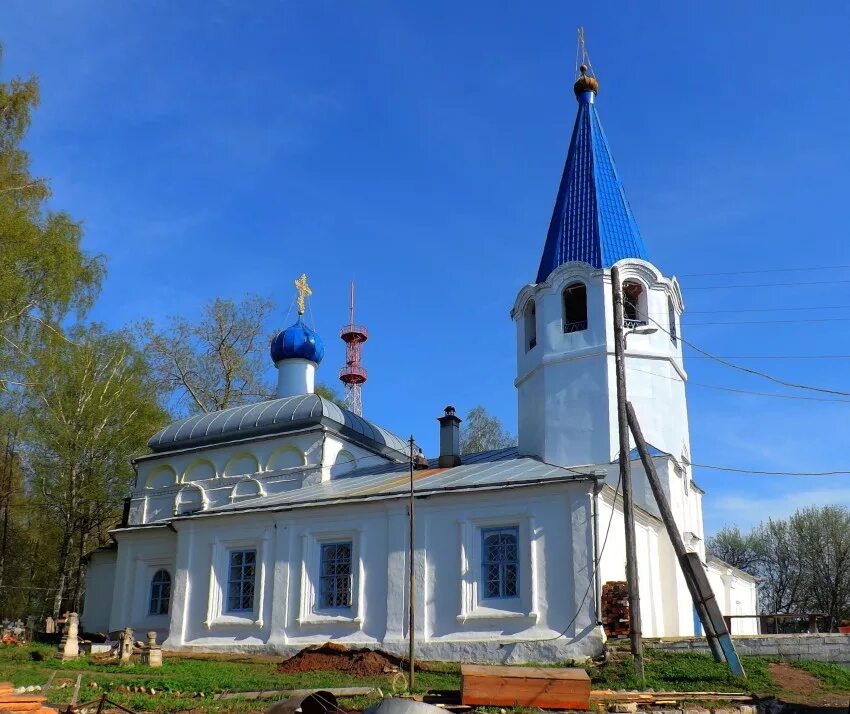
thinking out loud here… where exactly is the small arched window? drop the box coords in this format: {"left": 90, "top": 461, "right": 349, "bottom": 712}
{"left": 149, "top": 569, "right": 171, "bottom": 616}
{"left": 563, "top": 283, "right": 588, "bottom": 333}
{"left": 668, "top": 296, "right": 678, "bottom": 344}
{"left": 622, "top": 281, "right": 647, "bottom": 328}
{"left": 523, "top": 300, "right": 537, "bottom": 351}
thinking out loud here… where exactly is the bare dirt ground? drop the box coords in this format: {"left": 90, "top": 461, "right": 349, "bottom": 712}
{"left": 769, "top": 663, "right": 850, "bottom": 710}
{"left": 277, "top": 642, "right": 406, "bottom": 678}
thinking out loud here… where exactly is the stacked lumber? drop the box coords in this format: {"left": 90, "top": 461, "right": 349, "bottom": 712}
{"left": 461, "top": 664, "right": 591, "bottom": 710}
{"left": 601, "top": 581, "right": 630, "bottom": 638}
{"left": 590, "top": 690, "right": 755, "bottom": 705}
{"left": 0, "top": 682, "right": 53, "bottom": 713}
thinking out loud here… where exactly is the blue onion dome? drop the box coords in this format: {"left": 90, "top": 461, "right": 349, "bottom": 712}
{"left": 270, "top": 318, "right": 325, "bottom": 365}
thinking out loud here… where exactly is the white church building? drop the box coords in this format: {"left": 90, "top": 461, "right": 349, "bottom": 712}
{"left": 82, "top": 66, "right": 757, "bottom": 661}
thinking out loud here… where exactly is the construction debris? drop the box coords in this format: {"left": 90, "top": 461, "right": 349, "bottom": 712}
{"left": 602, "top": 581, "right": 630, "bottom": 638}
{"left": 0, "top": 680, "right": 54, "bottom": 713}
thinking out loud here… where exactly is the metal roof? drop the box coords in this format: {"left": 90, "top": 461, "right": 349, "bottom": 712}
{"left": 147, "top": 394, "right": 407, "bottom": 457}
{"left": 536, "top": 90, "right": 648, "bottom": 282}
{"left": 194, "top": 447, "right": 593, "bottom": 517}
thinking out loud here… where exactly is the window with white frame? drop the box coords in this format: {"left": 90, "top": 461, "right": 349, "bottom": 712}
{"left": 457, "top": 516, "right": 537, "bottom": 623}
{"left": 319, "top": 542, "right": 353, "bottom": 609}
{"left": 149, "top": 569, "right": 171, "bottom": 615}
{"left": 227, "top": 550, "right": 256, "bottom": 612}
{"left": 481, "top": 527, "right": 519, "bottom": 599}
{"left": 297, "top": 529, "right": 363, "bottom": 626}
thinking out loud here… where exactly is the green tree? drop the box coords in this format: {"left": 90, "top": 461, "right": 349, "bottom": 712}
{"left": 142, "top": 296, "right": 275, "bottom": 415}
{"left": 460, "top": 405, "right": 516, "bottom": 454}
{"left": 791, "top": 506, "right": 850, "bottom": 630}
{"left": 706, "top": 525, "right": 763, "bottom": 574}
{"left": 0, "top": 48, "right": 103, "bottom": 391}
{"left": 26, "top": 324, "right": 167, "bottom": 615}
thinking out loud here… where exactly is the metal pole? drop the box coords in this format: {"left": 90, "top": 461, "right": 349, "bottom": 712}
{"left": 611, "top": 265, "right": 644, "bottom": 680}
{"left": 408, "top": 435, "right": 416, "bottom": 692}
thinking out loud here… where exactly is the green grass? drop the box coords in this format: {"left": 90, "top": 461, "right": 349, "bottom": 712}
{"left": 0, "top": 644, "right": 459, "bottom": 712}
{"left": 3, "top": 644, "right": 849, "bottom": 712}
{"left": 792, "top": 660, "right": 850, "bottom": 691}
{"left": 586, "top": 648, "right": 776, "bottom": 694}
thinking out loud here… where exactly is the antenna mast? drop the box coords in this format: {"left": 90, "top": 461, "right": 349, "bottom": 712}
{"left": 339, "top": 281, "right": 368, "bottom": 415}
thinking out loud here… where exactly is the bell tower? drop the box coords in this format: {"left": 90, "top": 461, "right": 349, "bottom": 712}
{"left": 512, "top": 65, "right": 689, "bottom": 469}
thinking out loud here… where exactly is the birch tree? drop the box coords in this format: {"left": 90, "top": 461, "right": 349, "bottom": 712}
{"left": 26, "top": 325, "right": 166, "bottom": 615}
{"left": 0, "top": 47, "right": 103, "bottom": 391}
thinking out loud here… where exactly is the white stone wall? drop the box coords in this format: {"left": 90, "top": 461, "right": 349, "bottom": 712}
{"left": 105, "top": 526, "right": 177, "bottom": 642}
{"left": 706, "top": 557, "right": 759, "bottom": 635}
{"left": 80, "top": 548, "right": 117, "bottom": 634}
{"left": 131, "top": 428, "right": 390, "bottom": 526}
{"left": 106, "top": 480, "right": 603, "bottom": 661}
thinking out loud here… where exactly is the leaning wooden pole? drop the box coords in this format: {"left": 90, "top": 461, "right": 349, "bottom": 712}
{"left": 626, "top": 401, "right": 746, "bottom": 678}
{"left": 611, "top": 266, "right": 644, "bottom": 680}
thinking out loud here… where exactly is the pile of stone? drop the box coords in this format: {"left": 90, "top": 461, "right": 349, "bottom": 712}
{"left": 602, "top": 581, "right": 630, "bottom": 638}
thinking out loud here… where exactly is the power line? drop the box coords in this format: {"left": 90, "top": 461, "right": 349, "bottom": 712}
{"left": 686, "top": 279, "right": 850, "bottom": 290}
{"left": 625, "top": 366, "right": 850, "bottom": 404}
{"left": 631, "top": 306, "right": 850, "bottom": 397}
{"left": 692, "top": 464, "right": 850, "bottom": 477}
{"left": 687, "top": 317, "right": 850, "bottom": 326}
{"left": 680, "top": 264, "right": 850, "bottom": 277}
{"left": 687, "top": 305, "right": 850, "bottom": 314}
{"left": 686, "top": 354, "right": 850, "bottom": 360}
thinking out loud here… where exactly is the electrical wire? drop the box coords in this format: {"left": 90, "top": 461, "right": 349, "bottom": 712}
{"left": 687, "top": 317, "right": 850, "bottom": 326}
{"left": 504, "top": 472, "right": 622, "bottom": 645}
{"left": 631, "top": 305, "right": 850, "bottom": 397}
{"left": 625, "top": 365, "right": 850, "bottom": 404}
{"left": 686, "top": 305, "right": 850, "bottom": 314}
{"left": 692, "top": 464, "right": 850, "bottom": 477}
{"left": 680, "top": 264, "right": 850, "bottom": 277}
{"left": 686, "top": 278, "right": 850, "bottom": 290}
{"left": 685, "top": 354, "right": 850, "bottom": 360}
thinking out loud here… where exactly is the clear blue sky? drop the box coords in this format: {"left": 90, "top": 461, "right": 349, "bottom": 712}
{"left": 3, "top": 1, "right": 850, "bottom": 534}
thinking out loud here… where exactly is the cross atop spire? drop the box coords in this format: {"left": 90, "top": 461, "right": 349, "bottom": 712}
{"left": 294, "top": 273, "right": 312, "bottom": 316}
{"left": 535, "top": 38, "right": 648, "bottom": 283}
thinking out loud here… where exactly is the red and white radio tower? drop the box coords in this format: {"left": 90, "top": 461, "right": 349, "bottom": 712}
{"left": 339, "top": 282, "right": 367, "bottom": 415}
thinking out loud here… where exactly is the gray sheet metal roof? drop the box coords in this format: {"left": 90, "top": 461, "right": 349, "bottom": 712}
{"left": 148, "top": 395, "right": 407, "bottom": 457}
{"left": 194, "top": 447, "right": 593, "bottom": 517}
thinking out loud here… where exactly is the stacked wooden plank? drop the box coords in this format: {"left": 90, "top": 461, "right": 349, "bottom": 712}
{"left": 601, "top": 581, "right": 630, "bottom": 638}
{"left": 0, "top": 682, "right": 53, "bottom": 713}
{"left": 461, "top": 664, "right": 591, "bottom": 710}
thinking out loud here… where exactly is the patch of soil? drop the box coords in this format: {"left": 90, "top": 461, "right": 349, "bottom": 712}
{"left": 277, "top": 642, "right": 407, "bottom": 678}
{"left": 769, "top": 663, "right": 849, "bottom": 708}
{"left": 770, "top": 663, "right": 822, "bottom": 696}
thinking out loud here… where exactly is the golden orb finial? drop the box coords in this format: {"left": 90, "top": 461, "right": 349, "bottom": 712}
{"left": 573, "top": 63, "right": 599, "bottom": 98}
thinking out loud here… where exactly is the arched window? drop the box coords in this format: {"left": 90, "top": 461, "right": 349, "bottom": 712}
{"left": 563, "top": 283, "right": 588, "bottom": 333}
{"left": 149, "top": 569, "right": 171, "bottom": 616}
{"left": 523, "top": 300, "right": 537, "bottom": 351}
{"left": 668, "top": 296, "right": 678, "bottom": 344}
{"left": 622, "top": 281, "right": 647, "bottom": 328}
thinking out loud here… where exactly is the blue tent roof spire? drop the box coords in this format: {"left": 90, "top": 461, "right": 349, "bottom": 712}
{"left": 535, "top": 64, "right": 649, "bottom": 283}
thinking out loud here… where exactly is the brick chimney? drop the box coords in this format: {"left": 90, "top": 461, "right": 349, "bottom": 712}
{"left": 438, "top": 405, "right": 462, "bottom": 468}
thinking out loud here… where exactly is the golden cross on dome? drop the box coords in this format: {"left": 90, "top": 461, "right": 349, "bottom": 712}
{"left": 294, "top": 273, "right": 312, "bottom": 316}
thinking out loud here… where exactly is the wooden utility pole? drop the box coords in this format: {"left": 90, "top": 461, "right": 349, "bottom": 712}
{"left": 626, "top": 401, "right": 746, "bottom": 678}
{"left": 611, "top": 265, "right": 644, "bottom": 680}
{"left": 407, "top": 435, "right": 416, "bottom": 692}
